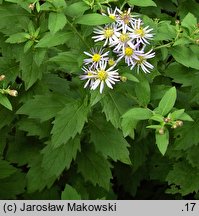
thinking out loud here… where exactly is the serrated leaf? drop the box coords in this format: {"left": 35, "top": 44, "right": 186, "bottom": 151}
{"left": 101, "top": 91, "right": 132, "bottom": 128}
{"left": 6, "top": 32, "right": 29, "bottom": 44}
{"left": 77, "top": 149, "right": 112, "bottom": 190}
{"left": 75, "top": 13, "right": 113, "bottom": 25}
{"left": 171, "top": 46, "right": 199, "bottom": 70}
{"left": 156, "top": 87, "right": 176, "bottom": 116}
{"left": 135, "top": 78, "right": 150, "bottom": 106}
{"left": 51, "top": 100, "right": 89, "bottom": 148}
{"left": 41, "top": 137, "right": 80, "bottom": 177}
{"left": 128, "top": 0, "right": 157, "bottom": 7}
{"left": 155, "top": 129, "right": 169, "bottom": 155}
{"left": 121, "top": 118, "right": 137, "bottom": 139}
{"left": 48, "top": 12, "right": 67, "bottom": 34}
{"left": 0, "top": 159, "right": 17, "bottom": 179}
{"left": 0, "top": 94, "right": 12, "bottom": 110}
{"left": 17, "top": 93, "right": 68, "bottom": 122}
{"left": 61, "top": 184, "right": 81, "bottom": 200}
{"left": 89, "top": 118, "right": 131, "bottom": 165}
{"left": 181, "top": 13, "right": 197, "bottom": 33}
{"left": 36, "top": 32, "right": 73, "bottom": 48}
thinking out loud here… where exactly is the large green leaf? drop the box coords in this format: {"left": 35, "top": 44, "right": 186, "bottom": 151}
{"left": 48, "top": 12, "right": 67, "bottom": 34}
{"left": 128, "top": 0, "right": 157, "bottom": 7}
{"left": 0, "top": 94, "right": 12, "bottom": 110}
{"left": 61, "top": 184, "right": 81, "bottom": 200}
{"left": 77, "top": 148, "right": 112, "bottom": 190}
{"left": 122, "top": 108, "right": 153, "bottom": 120}
{"left": 155, "top": 129, "right": 169, "bottom": 155}
{"left": 0, "top": 159, "right": 17, "bottom": 179}
{"left": 51, "top": 99, "right": 90, "bottom": 148}
{"left": 75, "top": 13, "right": 113, "bottom": 25}
{"left": 181, "top": 13, "right": 197, "bottom": 33}
{"left": 135, "top": 78, "right": 150, "bottom": 106}
{"left": 155, "top": 87, "right": 176, "bottom": 116}
{"left": 89, "top": 118, "right": 131, "bottom": 165}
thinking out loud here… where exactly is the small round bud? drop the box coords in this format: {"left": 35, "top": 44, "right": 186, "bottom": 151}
{"left": 195, "top": 39, "right": 199, "bottom": 44}
{"left": 197, "top": 23, "right": 199, "bottom": 28}
{"left": 158, "top": 128, "right": 164, "bottom": 135}
{"left": 108, "top": 58, "right": 116, "bottom": 66}
{"left": 0, "top": 75, "right": 5, "bottom": 81}
{"left": 120, "top": 76, "right": 127, "bottom": 82}
{"left": 176, "top": 120, "right": 183, "bottom": 127}
{"left": 164, "top": 117, "right": 171, "bottom": 123}
{"left": 8, "top": 90, "right": 18, "bottom": 97}
{"left": 172, "top": 124, "right": 177, "bottom": 129}
{"left": 175, "top": 20, "right": 180, "bottom": 25}
{"left": 29, "top": 3, "right": 35, "bottom": 10}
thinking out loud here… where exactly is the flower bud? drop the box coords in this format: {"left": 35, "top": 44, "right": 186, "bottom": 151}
{"left": 175, "top": 20, "right": 180, "bottom": 25}
{"left": 164, "top": 117, "right": 171, "bottom": 123}
{"left": 196, "top": 39, "right": 199, "bottom": 44}
{"left": 8, "top": 89, "right": 18, "bottom": 97}
{"left": 176, "top": 120, "right": 183, "bottom": 127}
{"left": 120, "top": 76, "right": 127, "bottom": 82}
{"left": 158, "top": 128, "right": 164, "bottom": 135}
{"left": 0, "top": 75, "right": 5, "bottom": 81}
{"left": 29, "top": 3, "right": 35, "bottom": 10}
{"left": 108, "top": 58, "right": 116, "bottom": 66}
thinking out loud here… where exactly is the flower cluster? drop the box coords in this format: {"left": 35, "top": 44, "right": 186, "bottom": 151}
{"left": 80, "top": 7, "right": 155, "bottom": 93}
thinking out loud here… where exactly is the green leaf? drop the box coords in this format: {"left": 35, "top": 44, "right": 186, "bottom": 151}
{"left": 61, "top": 184, "right": 81, "bottom": 200}
{"left": 121, "top": 118, "right": 137, "bottom": 139}
{"left": 65, "top": 2, "right": 89, "bottom": 17}
{"left": 41, "top": 137, "right": 80, "bottom": 177}
{"left": 156, "top": 87, "right": 176, "bottom": 116}
{"left": 171, "top": 46, "right": 199, "bottom": 70}
{"left": 0, "top": 94, "right": 12, "bottom": 110}
{"left": 147, "top": 125, "right": 162, "bottom": 129}
{"left": 89, "top": 118, "right": 131, "bottom": 165}
{"left": 48, "top": 12, "right": 67, "bottom": 34}
{"left": 51, "top": 99, "right": 89, "bottom": 148}
{"left": 17, "top": 93, "right": 68, "bottom": 122}
{"left": 135, "top": 78, "right": 150, "bottom": 106}
{"left": 150, "top": 114, "right": 164, "bottom": 122}
{"left": 36, "top": 32, "right": 73, "bottom": 48}
{"left": 170, "top": 109, "right": 185, "bottom": 120}
{"left": 122, "top": 108, "right": 153, "bottom": 120}
{"left": 75, "top": 13, "right": 113, "bottom": 25}
{"left": 178, "top": 112, "right": 194, "bottom": 121}
{"left": 181, "top": 13, "right": 197, "bottom": 33}
{"left": 101, "top": 91, "right": 132, "bottom": 129}
{"left": 155, "top": 129, "right": 169, "bottom": 155}
{"left": 0, "top": 159, "right": 17, "bottom": 179}
{"left": 77, "top": 148, "right": 112, "bottom": 190}
{"left": 6, "top": 32, "right": 29, "bottom": 44}
{"left": 122, "top": 73, "right": 139, "bottom": 82}
{"left": 128, "top": 0, "right": 157, "bottom": 7}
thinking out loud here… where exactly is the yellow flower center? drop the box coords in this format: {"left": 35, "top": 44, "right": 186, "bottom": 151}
{"left": 135, "top": 28, "right": 145, "bottom": 37}
{"left": 119, "top": 33, "right": 129, "bottom": 42}
{"left": 137, "top": 56, "right": 145, "bottom": 64}
{"left": 108, "top": 58, "right": 115, "bottom": 66}
{"left": 104, "top": 28, "right": 114, "bottom": 38}
{"left": 125, "top": 47, "right": 134, "bottom": 56}
{"left": 109, "top": 14, "right": 116, "bottom": 20}
{"left": 97, "top": 70, "right": 108, "bottom": 81}
{"left": 92, "top": 53, "right": 101, "bottom": 62}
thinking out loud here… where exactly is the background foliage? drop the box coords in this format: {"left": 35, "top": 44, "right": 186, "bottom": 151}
{"left": 0, "top": 0, "right": 199, "bottom": 199}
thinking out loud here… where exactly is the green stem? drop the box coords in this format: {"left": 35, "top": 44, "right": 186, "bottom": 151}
{"left": 67, "top": 21, "right": 90, "bottom": 50}
{"left": 120, "top": 0, "right": 127, "bottom": 10}
{"left": 154, "top": 42, "right": 173, "bottom": 50}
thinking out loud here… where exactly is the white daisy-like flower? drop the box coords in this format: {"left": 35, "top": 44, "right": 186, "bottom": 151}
{"left": 90, "top": 60, "right": 120, "bottom": 93}
{"left": 83, "top": 48, "right": 109, "bottom": 68}
{"left": 110, "top": 28, "right": 135, "bottom": 53}
{"left": 116, "top": 8, "right": 138, "bottom": 31}
{"left": 117, "top": 45, "right": 144, "bottom": 67}
{"left": 131, "top": 49, "right": 155, "bottom": 73}
{"left": 128, "top": 18, "right": 153, "bottom": 44}
{"left": 92, "top": 24, "right": 119, "bottom": 47}
{"left": 102, "top": 7, "right": 119, "bottom": 22}
{"left": 80, "top": 66, "right": 96, "bottom": 88}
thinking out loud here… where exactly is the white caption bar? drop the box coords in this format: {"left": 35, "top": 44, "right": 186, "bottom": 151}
{"left": 0, "top": 200, "right": 198, "bottom": 216}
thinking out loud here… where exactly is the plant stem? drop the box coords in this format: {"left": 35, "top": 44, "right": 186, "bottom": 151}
{"left": 154, "top": 42, "right": 173, "bottom": 50}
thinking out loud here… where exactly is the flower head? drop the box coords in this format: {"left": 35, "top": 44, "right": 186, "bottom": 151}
{"left": 83, "top": 48, "right": 109, "bottom": 68}
{"left": 131, "top": 49, "right": 155, "bottom": 73}
{"left": 80, "top": 66, "right": 96, "bottom": 88}
{"left": 102, "top": 7, "right": 119, "bottom": 22}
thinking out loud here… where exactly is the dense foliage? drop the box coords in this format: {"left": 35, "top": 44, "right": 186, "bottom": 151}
{"left": 0, "top": 0, "right": 199, "bottom": 200}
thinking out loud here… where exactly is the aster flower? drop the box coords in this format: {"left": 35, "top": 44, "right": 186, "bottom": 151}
{"left": 92, "top": 24, "right": 119, "bottom": 47}
{"left": 80, "top": 66, "right": 96, "bottom": 88}
{"left": 128, "top": 18, "right": 153, "bottom": 44}
{"left": 86, "top": 60, "right": 120, "bottom": 93}
{"left": 131, "top": 49, "right": 155, "bottom": 73}
{"left": 102, "top": 7, "right": 119, "bottom": 22}
{"left": 116, "top": 8, "right": 138, "bottom": 31}
{"left": 83, "top": 48, "right": 109, "bottom": 68}
{"left": 117, "top": 45, "right": 144, "bottom": 67}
